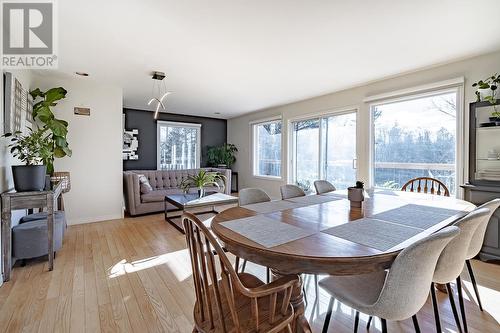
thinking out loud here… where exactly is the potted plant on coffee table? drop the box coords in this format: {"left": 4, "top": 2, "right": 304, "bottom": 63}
{"left": 180, "top": 170, "right": 227, "bottom": 198}
{"left": 2, "top": 128, "right": 52, "bottom": 191}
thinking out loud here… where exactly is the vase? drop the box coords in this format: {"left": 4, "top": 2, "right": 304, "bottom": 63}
{"left": 347, "top": 187, "right": 364, "bottom": 208}
{"left": 12, "top": 165, "right": 47, "bottom": 192}
{"left": 197, "top": 187, "right": 205, "bottom": 198}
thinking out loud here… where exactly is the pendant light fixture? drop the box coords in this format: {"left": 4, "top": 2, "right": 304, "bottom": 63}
{"left": 148, "top": 71, "right": 171, "bottom": 119}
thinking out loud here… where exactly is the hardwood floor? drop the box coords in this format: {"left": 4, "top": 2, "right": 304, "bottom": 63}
{"left": 0, "top": 213, "right": 499, "bottom": 332}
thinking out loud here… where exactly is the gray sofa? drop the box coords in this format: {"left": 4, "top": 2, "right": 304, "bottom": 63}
{"left": 123, "top": 168, "right": 232, "bottom": 216}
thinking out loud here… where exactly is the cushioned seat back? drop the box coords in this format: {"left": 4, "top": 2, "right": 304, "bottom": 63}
{"left": 132, "top": 168, "right": 222, "bottom": 190}
{"left": 467, "top": 199, "right": 500, "bottom": 259}
{"left": 433, "top": 208, "right": 491, "bottom": 284}
{"left": 314, "top": 180, "right": 336, "bottom": 194}
{"left": 370, "top": 226, "right": 459, "bottom": 320}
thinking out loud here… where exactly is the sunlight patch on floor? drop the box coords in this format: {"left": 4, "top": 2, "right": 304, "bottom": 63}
{"left": 461, "top": 279, "right": 500, "bottom": 323}
{"left": 108, "top": 249, "right": 192, "bottom": 281}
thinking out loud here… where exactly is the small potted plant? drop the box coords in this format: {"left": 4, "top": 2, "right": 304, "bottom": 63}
{"left": 207, "top": 143, "right": 238, "bottom": 169}
{"left": 347, "top": 181, "right": 365, "bottom": 208}
{"left": 490, "top": 110, "right": 500, "bottom": 126}
{"left": 180, "top": 170, "right": 227, "bottom": 198}
{"left": 2, "top": 128, "right": 52, "bottom": 191}
{"left": 472, "top": 73, "right": 499, "bottom": 103}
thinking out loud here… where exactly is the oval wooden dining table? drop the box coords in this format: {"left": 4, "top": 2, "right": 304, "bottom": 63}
{"left": 211, "top": 189, "right": 475, "bottom": 333}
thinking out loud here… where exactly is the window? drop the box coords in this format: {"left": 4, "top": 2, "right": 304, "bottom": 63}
{"left": 371, "top": 89, "right": 458, "bottom": 194}
{"left": 157, "top": 121, "right": 201, "bottom": 170}
{"left": 291, "top": 111, "right": 357, "bottom": 191}
{"left": 252, "top": 119, "right": 282, "bottom": 178}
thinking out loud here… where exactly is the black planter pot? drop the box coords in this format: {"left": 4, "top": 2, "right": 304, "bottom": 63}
{"left": 12, "top": 165, "right": 47, "bottom": 192}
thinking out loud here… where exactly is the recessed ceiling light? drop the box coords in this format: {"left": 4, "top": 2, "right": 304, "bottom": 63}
{"left": 75, "top": 72, "right": 89, "bottom": 77}
{"left": 214, "top": 112, "right": 221, "bottom": 115}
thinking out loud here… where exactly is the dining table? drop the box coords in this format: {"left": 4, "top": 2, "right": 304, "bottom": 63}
{"left": 211, "top": 188, "right": 475, "bottom": 333}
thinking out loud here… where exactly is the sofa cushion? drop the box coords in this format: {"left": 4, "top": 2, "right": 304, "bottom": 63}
{"left": 138, "top": 174, "right": 153, "bottom": 194}
{"left": 141, "top": 188, "right": 185, "bottom": 203}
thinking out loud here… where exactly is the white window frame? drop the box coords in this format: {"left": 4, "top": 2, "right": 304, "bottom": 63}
{"left": 251, "top": 117, "right": 283, "bottom": 180}
{"left": 287, "top": 107, "right": 358, "bottom": 184}
{"left": 368, "top": 81, "right": 464, "bottom": 197}
{"left": 156, "top": 121, "right": 202, "bottom": 170}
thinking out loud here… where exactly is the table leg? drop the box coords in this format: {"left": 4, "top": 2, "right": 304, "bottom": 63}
{"left": 1, "top": 196, "right": 12, "bottom": 281}
{"left": 47, "top": 193, "right": 54, "bottom": 271}
{"left": 272, "top": 269, "right": 312, "bottom": 333}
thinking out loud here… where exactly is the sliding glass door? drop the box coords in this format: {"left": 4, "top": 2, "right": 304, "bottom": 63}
{"left": 291, "top": 111, "right": 357, "bottom": 191}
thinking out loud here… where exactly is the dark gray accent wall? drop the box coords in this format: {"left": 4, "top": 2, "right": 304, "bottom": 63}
{"left": 123, "top": 108, "right": 227, "bottom": 171}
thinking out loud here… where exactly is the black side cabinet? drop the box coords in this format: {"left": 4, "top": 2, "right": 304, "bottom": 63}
{"left": 462, "top": 100, "right": 500, "bottom": 261}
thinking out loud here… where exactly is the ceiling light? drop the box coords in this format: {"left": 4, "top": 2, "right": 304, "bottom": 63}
{"left": 75, "top": 72, "right": 89, "bottom": 76}
{"left": 214, "top": 112, "right": 221, "bottom": 115}
{"left": 148, "top": 71, "right": 171, "bottom": 119}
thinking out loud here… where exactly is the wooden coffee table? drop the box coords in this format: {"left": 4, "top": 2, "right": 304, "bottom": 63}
{"left": 164, "top": 191, "right": 238, "bottom": 233}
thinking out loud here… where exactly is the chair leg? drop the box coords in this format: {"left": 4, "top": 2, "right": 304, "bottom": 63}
{"left": 446, "top": 283, "right": 463, "bottom": 333}
{"left": 235, "top": 256, "right": 240, "bottom": 272}
{"left": 412, "top": 314, "right": 421, "bottom": 333}
{"left": 314, "top": 274, "right": 319, "bottom": 302}
{"left": 466, "top": 260, "right": 483, "bottom": 311}
{"left": 430, "top": 283, "right": 442, "bottom": 333}
{"left": 456, "top": 277, "right": 468, "bottom": 333}
{"left": 266, "top": 267, "right": 270, "bottom": 283}
{"left": 241, "top": 259, "right": 247, "bottom": 272}
{"left": 381, "top": 318, "right": 387, "bottom": 333}
{"left": 302, "top": 285, "right": 308, "bottom": 307}
{"left": 322, "top": 297, "right": 334, "bottom": 333}
{"left": 353, "top": 311, "right": 359, "bottom": 333}
{"left": 366, "top": 316, "right": 373, "bottom": 330}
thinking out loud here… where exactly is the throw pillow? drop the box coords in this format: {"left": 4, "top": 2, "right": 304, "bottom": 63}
{"left": 138, "top": 174, "right": 153, "bottom": 194}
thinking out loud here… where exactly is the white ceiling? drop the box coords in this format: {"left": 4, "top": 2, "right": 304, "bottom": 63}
{"left": 56, "top": 0, "right": 500, "bottom": 119}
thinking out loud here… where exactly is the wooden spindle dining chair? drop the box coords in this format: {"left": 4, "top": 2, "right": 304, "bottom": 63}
{"left": 401, "top": 177, "right": 450, "bottom": 197}
{"left": 182, "top": 212, "right": 299, "bottom": 333}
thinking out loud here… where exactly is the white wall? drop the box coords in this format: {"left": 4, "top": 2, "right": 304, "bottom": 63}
{"left": 1, "top": 70, "right": 34, "bottom": 192}
{"left": 32, "top": 74, "right": 124, "bottom": 225}
{"left": 228, "top": 50, "right": 500, "bottom": 199}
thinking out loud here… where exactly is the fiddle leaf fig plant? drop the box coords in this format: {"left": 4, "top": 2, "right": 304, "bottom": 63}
{"left": 30, "top": 87, "right": 72, "bottom": 174}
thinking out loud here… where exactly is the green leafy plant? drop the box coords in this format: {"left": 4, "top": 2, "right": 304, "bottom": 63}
{"left": 30, "top": 87, "right": 72, "bottom": 174}
{"left": 180, "top": 170, "right": 226, "bottom": 193}
{"left": 355, "top": 181, "right": 364, "bottom": 189}
{"left": 2, "top": 128, "right": 52, "bottom": 165}
{"left": 472, "top": 73, "right": 500, "bottom": 104}
{"left": 296, "top": 179, "right": 311, "bottom": 192}
{"left": 207, "top": 143, "right": 238, "bottom": 168}
{"left": 381, "top": 180, "right": 399, "bottom": 189}
{"left": 492, "top": 110, "right": 500, "bottom": 120}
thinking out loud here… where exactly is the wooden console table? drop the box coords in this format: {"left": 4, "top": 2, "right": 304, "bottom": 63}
{"left": 1, "top": 181, "right": 63, "bottom": 281}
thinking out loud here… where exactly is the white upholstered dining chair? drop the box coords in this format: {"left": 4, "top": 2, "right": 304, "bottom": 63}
{"left": 237, "top": 188, "right": 272, "bottom": 282}
{"left": 430, "top": 207, "right": 491, "bottom": 333}
{"left": 464, "top": 199, "right": 500, "bottom": 312}
{"left": 280, "top": 184, "right": 306, "bottom": 199}
{"left": 314, "top": 180, "right": 336, "bottom": 194}
{"left": 319, "top": 226, "right": 460, "bottom": 333}
{"left": 238, "top": 188, "right": 272, "bottom": 206}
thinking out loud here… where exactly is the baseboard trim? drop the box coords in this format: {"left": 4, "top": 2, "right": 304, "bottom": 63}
{"left": 67, "top": 214, "right": 124, "bottom": 225}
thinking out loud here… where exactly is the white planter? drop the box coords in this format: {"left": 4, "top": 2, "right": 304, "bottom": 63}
{"left": 347, "top": 187, "right": 364, "bottom": 208}
{"left": 478, "top": 88, "right": 495, "bottom": 101}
